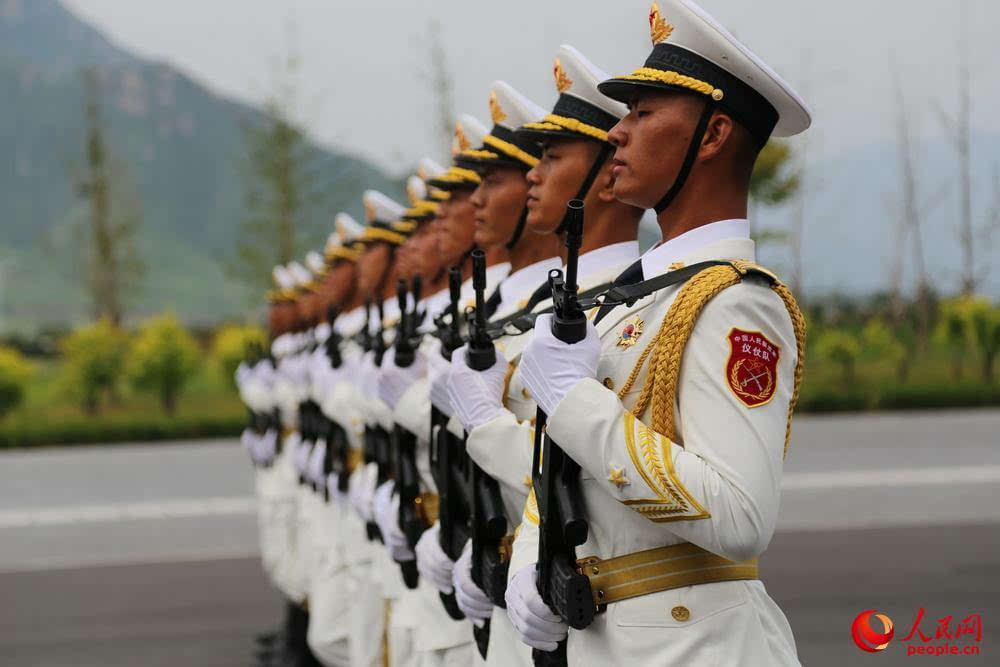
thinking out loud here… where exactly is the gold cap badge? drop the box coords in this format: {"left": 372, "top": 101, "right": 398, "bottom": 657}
{"left": 489, "top": 90, "right": 507, "bottom": 124}
{"left": 553, "top": 57, "right": 573, "bottom": 93}
{"left": 649, "top": 1, "right": 674, "bottom": 44}
{"left": 454, "top": 123, "right": 471, "bottom": 153}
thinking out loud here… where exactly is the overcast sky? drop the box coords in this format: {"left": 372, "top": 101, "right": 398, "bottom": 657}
{"left": 61, "top": 0, "right": 999, "bottom": 176}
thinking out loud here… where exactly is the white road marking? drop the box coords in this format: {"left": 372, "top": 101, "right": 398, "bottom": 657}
{"left": 780, "top": 464, "right": 1000, "bottom": 490}
{"left": 0, "top": 496, "right": 256, "bottom": 528}
{"left": 2, "top": 465, "right": 998, "bottom": 529}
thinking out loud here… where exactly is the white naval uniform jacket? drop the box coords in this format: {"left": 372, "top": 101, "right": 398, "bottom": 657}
{"left": 509, "top": 237, "right": 801, "bottom": 666}
{"left": 467, "top": 247, "right": 639, "bottom": 667}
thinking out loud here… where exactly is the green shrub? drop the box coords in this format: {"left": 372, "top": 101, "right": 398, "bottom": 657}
{"left": 814, "top": 328, "right": 861, "bottom": 382}
{"left": 128, "top": 314, "right": 201, "bottom": 414}
{"left": 59, "top": 319, "right": 130, "bottom": 414}
{"left": 0, "top": 346, "right": 35, "bottom": 419}
{"left": 212, "top": 323, "right": 268, "bottom": 389}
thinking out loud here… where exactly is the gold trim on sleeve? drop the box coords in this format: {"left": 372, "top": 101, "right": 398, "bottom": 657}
{"left": 621, "top": 411, "right": 710, "bottom": 522}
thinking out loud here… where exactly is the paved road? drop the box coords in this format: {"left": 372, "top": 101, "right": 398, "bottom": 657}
{"left": 1, "top": 409, "right": 997, "bottom": 665}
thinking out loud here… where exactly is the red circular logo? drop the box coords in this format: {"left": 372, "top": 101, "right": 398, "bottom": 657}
{"left": 852, "top": 609, "right": 895, "bottom": 652}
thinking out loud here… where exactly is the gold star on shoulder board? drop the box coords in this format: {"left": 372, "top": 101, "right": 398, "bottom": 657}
{"left": 608, "top": 466, "right": 630, "bottom": 489}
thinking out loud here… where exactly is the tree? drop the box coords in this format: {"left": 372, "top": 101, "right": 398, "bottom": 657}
{"left": 128, "top": 314, "right": 200, "bottom": 414}
{"left": 935, "top": 297, "right": 971, "bottom": 380}
{"left": 963, "top": 298, "right": 1000, "bottom": 383}
{"left": 212, "top": 323, "right": 268, "bottom": 389}
{"left": 749, "top": 140, "right": 800, "bottom": 251}
{"left": 861, "top": 319, "right": 906, "bottom": 381}
{"left": 424, "top": 19, "right": 456, "bottom": 162}
{"left": 230, "top": 49, "right": 324, "bottom": 298}
{"left": 59, "top": 319, "right": 130, "bottom": 415}
{"left": 75, "top": 67, "right": 144, "bottom": 325}
{"left": 0, "top": 346, "right": 34, "bottom": 419}
{"left": 935, "top": 4, "right": 998, "bottom": 295}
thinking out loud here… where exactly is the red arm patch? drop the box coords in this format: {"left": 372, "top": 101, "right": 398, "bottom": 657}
{"left": 725, "top": 328, "right": 780, "bottom": 408}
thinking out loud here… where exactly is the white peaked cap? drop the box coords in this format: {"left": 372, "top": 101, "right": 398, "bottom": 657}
{"left": 334, "top": 212, "right": 365, "bottom": 243}
{"left": 453, "top": 114, "right": 489, "bottom": 155}
{"left": 287, "top": 261, "right": 312, "bottom": 287}
{"left": 406, "top": 175, "right": 427, "bottom": 205}
{"left": 324, "top": 231, "right": 342, "bottom": 256}
{"left": 555, "top": 44, "right": 628, "bottom": 121}
{"left": 305, "top": 250, "right": 325, "bottom": 275}
{"left": 490, "top": 81, "right": 547, "bottom": 132}
{"left": 362, "top": 190, "right": 406, "bottom": 223}
{"left": 599, "top": 0, "right": 810, "bottom": 139}
{"left": 272, "top": 265, "right": 295, "bottom": 290}
{"left": 417, "top": 157, "right": 447, "bottom": 181}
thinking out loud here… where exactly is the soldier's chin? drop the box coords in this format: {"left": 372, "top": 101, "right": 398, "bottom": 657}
{"left": 612, "top": 177, "right": 648, "bottom": 209}
{"left": 525, "top": 209, "right": 560, "bottom": 236}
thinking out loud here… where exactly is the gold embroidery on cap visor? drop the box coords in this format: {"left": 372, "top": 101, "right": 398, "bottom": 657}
{"left": 433, "top": 166, "right": 482, "bottom": 186}
{"left": 360, "top": 227, "right": 408, "bottom": 246}
{"left": 482, "top": 135, "right": 540, "bottom": 168}
{"left": 519, "top": 114, "right": 610, "bottom": 143}
{"left": 614, "top": 67, "right": 724, "bottom": 102}
{"left": 325, "top": 246, "right": 360, "bottom": 262}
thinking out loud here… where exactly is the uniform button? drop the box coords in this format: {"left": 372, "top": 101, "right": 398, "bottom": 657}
{"left": 602, "top": 377, "right": 614, "bottom": 390}
{"left": 522, "top": 387, "right": 531, "bottom": 399}
{"left": 671, "top": 605, "right": 690, "bottom": 622}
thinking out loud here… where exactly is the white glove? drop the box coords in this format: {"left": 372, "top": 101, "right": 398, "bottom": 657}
{"left": 260, "top": 428, "right": 278, "bottom": 465}
{"left": 307, "top": 438, "right": 327, "bottom": 489}
{"left": 373, "top": 481, "right": 414, "bottom": 562}
{"left": 292, "top": 437, "right": 312, "bottom": 476}
{"left": 453, "top": 540, "right": 494, "bottom": 627}
{"left": 376, "top": 347, "right": 427, "bottom": 409}
{"left": 240, "top": 428, "right": 256, "bottom": 463}
{"left": 518, "top": 314, "right": 601, "bottom": 416}
{"left": 428, "top": 351, "right": 454, "bottom": 416}
{"left": 445, "top": 344, "right": 508, "bottom": 433}
{"left": 327, "top": 472, "right": 348, "bottom": 505}
{"left": 359, "top": 351, "right": 378, "bottom": 400}
{"left": 505, "top": 563, "right": 567, "bottom": 652}
{"left": 415, "top": 523, "right": 456, "bottom": 594}
{"left": 348, "top": 467, "right": 372, "bottom": 519}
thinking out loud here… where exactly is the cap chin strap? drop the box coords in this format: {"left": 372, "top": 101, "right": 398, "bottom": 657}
{"left": 505, "top": 206, "right": 529, "bottom": 251}
{"left": 653, "top": 100, "right": 716, "bottom": 215}
{"left": 554, "top": 142, "right": 614, "bottom": 235}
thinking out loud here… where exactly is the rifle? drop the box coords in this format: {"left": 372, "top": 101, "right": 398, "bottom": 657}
{"left": 429, "top": 266, "right": 470, "bottom": 621}
{"left": 360, "top": 300, "right": 387, "bottom": 542}
{"left": 391, "top": 278, "right": 421, "bottom": 589}
{"left": 531, "top": 200, "right": 595, "bottom": 667}
{"left": 322, "top": 306, "right": 351, "bottom": 500}
{"left": 464, "top": 249, "right": 508, "bottom": 660}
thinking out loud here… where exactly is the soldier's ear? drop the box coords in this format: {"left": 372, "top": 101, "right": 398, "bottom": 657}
{"left": 595, "top": 159, "right": 618, "bottom": 203}
{"left": 699, "top": 111, "right": 736, "bottom": 163}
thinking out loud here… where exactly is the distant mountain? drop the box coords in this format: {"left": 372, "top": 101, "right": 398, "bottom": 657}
{"left": 0, "top": 0, "right": 405, "bottom": 330}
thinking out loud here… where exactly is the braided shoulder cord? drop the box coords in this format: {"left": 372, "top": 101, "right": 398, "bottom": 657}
{"left": 616, "top": 263, "right": 806, "bottom": 459}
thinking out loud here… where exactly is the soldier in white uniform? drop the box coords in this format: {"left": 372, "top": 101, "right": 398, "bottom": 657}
{"left": 411, "top": 80, "right": 560, "bottom": 665}
{"left": 504, "top": 2, "right": 810, "bottom": 665}
{"left": 443, "top": 45, "right": 645, "bottom": 666}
